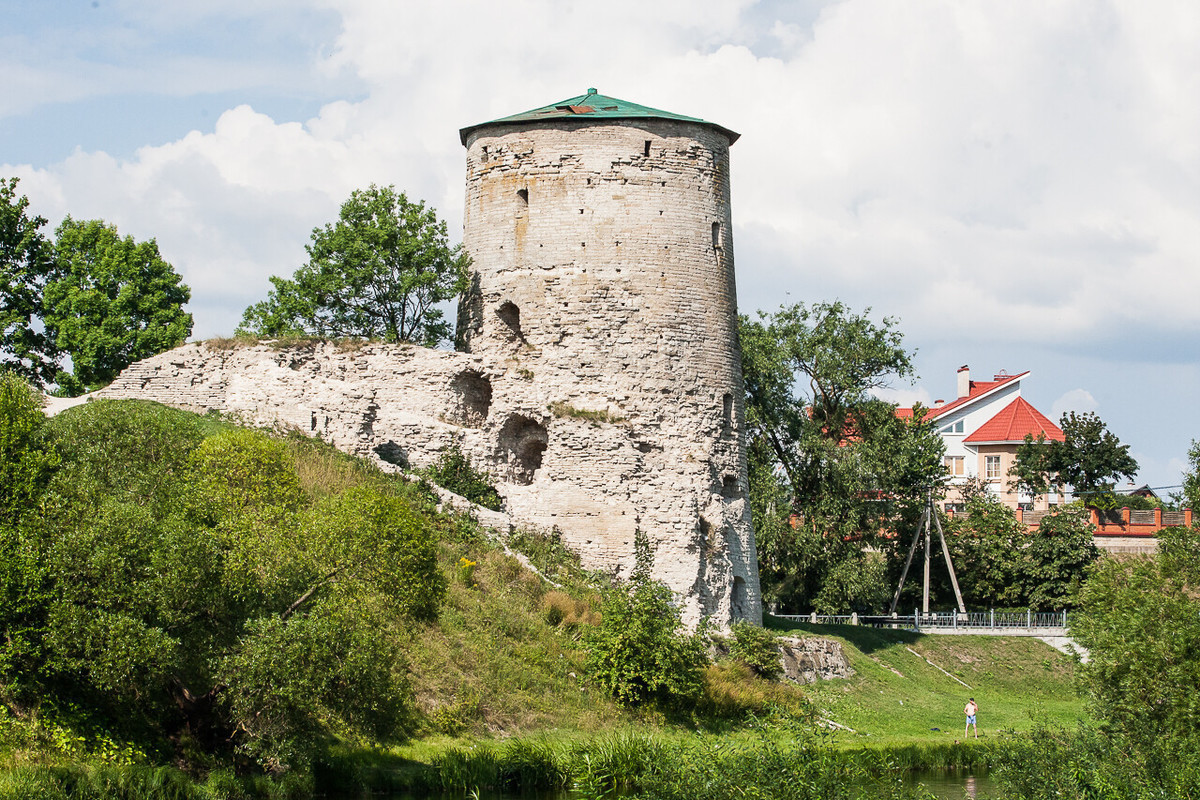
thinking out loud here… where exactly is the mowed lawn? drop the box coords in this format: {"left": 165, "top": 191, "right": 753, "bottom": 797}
{"left": 766, "top": 618, "right": 1084, "bottom": 746}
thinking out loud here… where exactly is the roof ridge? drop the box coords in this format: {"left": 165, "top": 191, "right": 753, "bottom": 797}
{"left": 460, "top": 88, "right": 740, "bottom": 145}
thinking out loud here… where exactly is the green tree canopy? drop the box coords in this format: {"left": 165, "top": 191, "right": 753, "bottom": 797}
{"left": 1072, "top": 524, "right": 1200, "bottom": 764}
{"left": 45, "top": 217, "right": 192, "bottom": 395}
{"left": 740, "top": 302, "right": 945, "bottom": 613}
{"left": 0, "top": 178, "right": 58, "bottom": 385}
{"left": 0, "top": 399, "right": 443, "bottom": 771}
{"left": 1181, "top": 439, "right": 1200, "bottom": 512}
{"left": 1009, "top": 411, "right": 1138, "bottom": 505}
{"left": 238, "top": 185, "right": 469, "bottom": 346}
{"left": 916, "top": 486, "right": 1098, "bottom": 611}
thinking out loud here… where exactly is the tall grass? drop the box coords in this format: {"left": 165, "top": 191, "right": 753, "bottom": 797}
{"left": 388, "top": 731, "right": 963, "bottom": 798}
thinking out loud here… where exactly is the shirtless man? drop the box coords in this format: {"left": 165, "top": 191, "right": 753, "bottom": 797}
{"left": 964, "top": 698, "right": 978, "bottom": 738}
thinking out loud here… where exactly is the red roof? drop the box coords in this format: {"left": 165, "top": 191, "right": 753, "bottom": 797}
{"left": 963, "top": 397, "right": 1065, "bottom": 444}
{"left": 928, "top": 371, "right": 1028, "bottom": 419}
{"left": 895, "top": 371, "right": 1030, "bottom": 421}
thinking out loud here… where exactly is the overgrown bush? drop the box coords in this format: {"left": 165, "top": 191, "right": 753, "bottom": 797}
{"left": 727, "top": 621, "right": 783, "bottom": 680}
{"left": 423, "top": 441, "right": 502, "bottom": 511}
{"left": 583, "top": 541, "right": 706, "bottom": 708}
{"left": 0, "top": 399, "right": 445, "bottom": 773}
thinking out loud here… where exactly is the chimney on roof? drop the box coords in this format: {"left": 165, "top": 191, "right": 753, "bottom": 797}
{"left": 957, "top": 365, "right": 970, "bottom": 399}
{"left": 934, "top": 399, "right": 944, "bottom": 409}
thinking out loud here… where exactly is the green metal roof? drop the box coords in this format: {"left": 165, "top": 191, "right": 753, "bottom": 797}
{"left": 459, "top": 88, "right": 739, "bottom": 146}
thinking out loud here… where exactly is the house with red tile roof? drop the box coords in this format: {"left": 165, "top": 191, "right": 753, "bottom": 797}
{"left": 898, "top": 366, "right": 1066, "bottom": 513}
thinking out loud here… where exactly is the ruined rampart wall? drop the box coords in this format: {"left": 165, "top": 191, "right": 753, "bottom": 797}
{"left": 98, "top": 334, "right": 760, "bottom": 626}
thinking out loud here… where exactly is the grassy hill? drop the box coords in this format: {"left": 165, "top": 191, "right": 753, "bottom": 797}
{"left": 764, "top": 619, "right": 1081, "bottom": 745}
{"left": 0, "top": 393, "right": 1083, "bottom": 797}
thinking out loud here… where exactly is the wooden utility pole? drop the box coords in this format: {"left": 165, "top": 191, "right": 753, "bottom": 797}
{"left": 889, "top": 490, "right": 966, "bottom": 616}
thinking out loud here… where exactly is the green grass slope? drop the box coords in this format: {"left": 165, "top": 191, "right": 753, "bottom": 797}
{"left": 765, "top": 618, "right": 1082, "bottom": 745}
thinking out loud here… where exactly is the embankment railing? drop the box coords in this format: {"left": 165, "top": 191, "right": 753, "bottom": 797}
{"left": 774, "top": 609, "right": 1068, "bottom": 632}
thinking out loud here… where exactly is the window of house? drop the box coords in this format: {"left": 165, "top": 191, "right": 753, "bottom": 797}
{"left": 944, "top": 456, "right": 964, "bottom": 476}
{"left": 944, "top": 503, "right": 966, "bottom": 514}
{"left": 941, "top": 419, "right": 965, "bottom": 434}
{"left": 985, "top": 455, "right": 1001, "bottom": 479}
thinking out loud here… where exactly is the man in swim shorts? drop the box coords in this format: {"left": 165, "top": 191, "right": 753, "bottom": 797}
{"left": 964, "top": 698, "right": 978, "bottom": 738}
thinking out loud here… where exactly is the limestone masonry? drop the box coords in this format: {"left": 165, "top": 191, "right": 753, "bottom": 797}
{"left": 98, "top": 89, "right": 762, "bottom": 627}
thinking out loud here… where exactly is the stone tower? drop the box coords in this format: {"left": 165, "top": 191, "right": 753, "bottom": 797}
{"left": 457, "top": 89, "right": 760, "bottom": 625}
{"left": 94, "top": 89, "right": 762, "bottom": 627}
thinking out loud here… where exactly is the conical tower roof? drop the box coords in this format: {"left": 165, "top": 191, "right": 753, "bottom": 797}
{"left": 459, "top": 87, "right": 739, "bottom": 146}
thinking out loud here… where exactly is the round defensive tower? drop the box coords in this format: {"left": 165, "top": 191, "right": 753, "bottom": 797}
{"left": 458, "top": 89, "right": 760, "bottom": 625}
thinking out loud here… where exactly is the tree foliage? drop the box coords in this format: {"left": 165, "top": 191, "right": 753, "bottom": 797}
{"left": 0, "top": 373, "right": 57, "bottom": 525}
{"left": 423, "top": 441, "right": 503, "bottom": 511}
{"left": 1010, "top": 411, "right": 1138, "bottom": 505}
{"left": 0, "top": 178, "right": 58, "bottom": 385}
{"left": 1071, "top": 525, "right": 1200, "bottom": 768}
{"left": 238, "top": 185, "right": 469, "bottom": 346}
{"left": 1182, "top": 439, "right": 1200, "bottom": 512}
{"left": 740, "top": 302, "right": 945, "bottom": 612}
{"left": 894, "top": 485, "right": 1099, "bottom": 612}
{"left": 0, "top": 399, "right": 444, "bottom": 772}
{"left": 44, "top": 217, "right": 192, "bottom": 395}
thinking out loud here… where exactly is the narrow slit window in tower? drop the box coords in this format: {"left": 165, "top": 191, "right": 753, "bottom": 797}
{"left": 517, "top": 188, "right": 528, "bottom": 206}
{"left": 643, "top": 140, "right": 651, "bottom": 157}
{"left": 722, "top": 393, "right": 733, "bottom": 428}
{"left": 712, "top": 221, "right": 721, "bottom": 249}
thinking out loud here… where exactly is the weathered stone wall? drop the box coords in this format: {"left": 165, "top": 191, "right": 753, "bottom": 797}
{"left": 95, "top": 114, "right": 762, "bottom": 629}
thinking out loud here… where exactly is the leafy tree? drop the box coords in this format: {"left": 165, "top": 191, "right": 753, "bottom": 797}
{"left": 726, "top": 620, "right": 783, "bottom": 681}
{"left": 0, "top": 178, "right": 58, "bottom": 386}
{"left": 904, "top": 485, "right": 1098, "bottom": 611}
{"left": 938, "top": 488, "right": 1028, "bottom": 609}
{"left": 1072, "top": 525, "right": 1200, "bottom": 768}
{"left": 1023, "top": 504, "right": 1098, "bottom": 610}
{"left": 44, "top": 217, "right": 192, "bottom": 394}
{"left": 0, "top": 400, "right": 443, "bottom": 771}
{"left": 583, "top": 535, "right": 707, "bottom": 708}
{"left": 1010, "top": 411, "right": 1138, "bottom": 506}
{"left": 0, "top": 372, "right": 57, "bottom": 525}
{"left": 238, "top": 185, "right": 469, "bottom": 346}
{"left": 740, "top": 302, "right": 945, "bottom": 612}
{"left": 1182, "top": 439, "right": 1200, "bottom": 512}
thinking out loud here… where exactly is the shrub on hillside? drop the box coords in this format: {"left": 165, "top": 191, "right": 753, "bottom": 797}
{"left": 727, "top": 621, "right": 783, "bottom": 681}
{"left": 423, "top": 442, "right": 503, "bottom": 511}
{"left": 583, "top": 544, "right": 706, "bottom": 708}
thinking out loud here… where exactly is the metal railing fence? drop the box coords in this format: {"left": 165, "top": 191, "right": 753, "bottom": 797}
{"left": 774, "top": 609, "right": 1068, "bottom": 631}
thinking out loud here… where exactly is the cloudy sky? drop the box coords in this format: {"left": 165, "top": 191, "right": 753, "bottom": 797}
{"left": 4, "top": 0, "right": 1197, "bottom": 492}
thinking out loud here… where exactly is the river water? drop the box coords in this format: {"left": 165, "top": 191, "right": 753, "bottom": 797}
{"left": 330, "top": 770, "right": 997, "bottom": 799}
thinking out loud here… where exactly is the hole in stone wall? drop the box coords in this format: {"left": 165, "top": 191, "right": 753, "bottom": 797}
{"left": 712, "top": 221, "right": 721, "bottom": 249}
{"left": 373, "top": 441, "right": 409, "bottom": 469}
{"left": 644, "top": 140, "right": 651, "bottom": 157}
{"left": 497, "top": 415, "right": 548, "bottom": 485}
{"left": 731, "top": 576, "right": 748, "bottom": 618}
{"left": 449, "top": 370, "right": 492, "bottom": 428}
{"left": 497, "top": 301, "right": 523, "bottom": 339}
{"left": 723, "top": 393, "right": 733, "bottom": 429}
{"left": 517, "top": 188, "right": 528, "bottom": 205}
{"left": 722, "top": 475, "right": 740, "bottom": 498}
{"left": 310, "top": 411, "right": 317, "bottom": 431}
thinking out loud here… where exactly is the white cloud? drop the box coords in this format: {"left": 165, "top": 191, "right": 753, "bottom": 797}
{"left": 4, "top": 0, "right": 1199, "bottom": 372}
{"left": 1051, "top": 389, "right": 1100, "bottom": 421}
